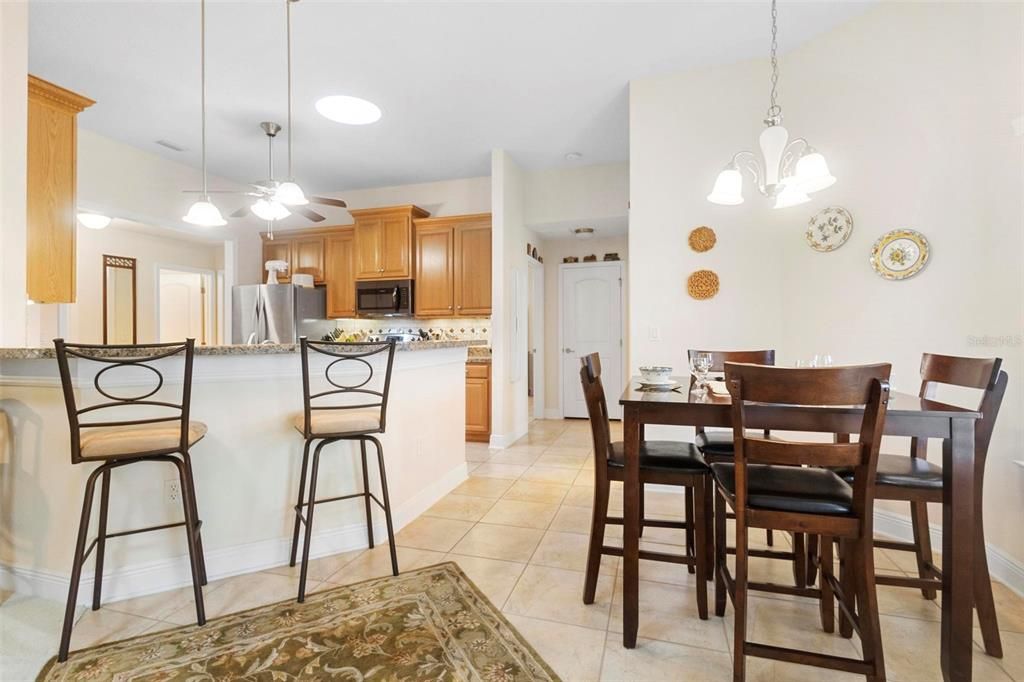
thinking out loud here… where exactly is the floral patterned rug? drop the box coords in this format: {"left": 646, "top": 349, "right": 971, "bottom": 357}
{"left": 38, "top": 562, "right": 560, "bottom": 681}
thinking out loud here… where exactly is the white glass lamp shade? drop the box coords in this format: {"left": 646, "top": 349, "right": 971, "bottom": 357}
{"left": 773, "top": 184, "right": 811, "bottom": 209}
{"left": 707, "top": 167, "right": 744, "bottom": 205}
{"left": 790, "top": 151, "right": 836, "bottom": 193}
{"left": 251, "top": 198, "right": 291, "bottom": 221}
{"left": 77, "top": 213, "right": 111, "bottom": 230}
{"left": 183, "top": 199, "right": 227, "bottom": 227}
{"left": 274, "top": 181, "right": 309, "bottom": 206}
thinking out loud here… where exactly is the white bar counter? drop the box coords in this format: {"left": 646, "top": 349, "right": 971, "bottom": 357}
{"left": 0, "top": 342, "right": 473, "bottom": 602}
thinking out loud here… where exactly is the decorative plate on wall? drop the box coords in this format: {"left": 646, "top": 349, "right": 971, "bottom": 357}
{"left": 687, "top": 270, "right": 720, "bottom": 300}
{"left": 870, "top": 229, "right": 930, "bottom": 280}
{"left": 805, "top": 206, "right": 853, "bottom": 252}
{"left": 688, "top": 226, "right": 717, "bottom": 252}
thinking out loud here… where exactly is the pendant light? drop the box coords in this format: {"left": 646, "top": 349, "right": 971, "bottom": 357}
{"left": 707, "top": 0, "right": 836, "bottom": 208}
{"left": 274, "top": 0, "right": 309, "bottom": 207}
{"left": 183, "top": 0, "right": 227, "bottom": 227}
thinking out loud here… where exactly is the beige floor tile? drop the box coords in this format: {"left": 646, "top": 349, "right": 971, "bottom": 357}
{"left": 451, "top": 476, "right": 515, "bottom": 499}
{"left": 451, "top": 523, "right": 544, "bottom": 562}
{"left": 69, "top": 608, "right": 161, "bottom": 650}
{"left": 422, "top": 493, "right": 496, "bottom": 522}
{"left": 514, "top": 432, "right": 561, "bottom": 446}
{"left": 573, "top": 469, "right": 595, "bottom": 486}
{"left": 504, "top": 564, "right": 613, "bottom": 630}
{"left": 487, "top": 448, "right": 545, "bottom": 466}
{"left": 503, "top": 480, "right": 570, "bottom": 505}
{"left": 983, "top": 627, "right": 1023, "bottom": 680}
{"left": 522, "top": 465, "right": 579, "bottom": 485}
{"left": 535, "top": 453, "right": 588, "bottom": 469}
{"left": 263, "top": 548, "right": 366, "bottom": 582}
{"left": 549, "top": 504, "right": 593, "bottom": 535}
{"left": 746, "top": 596, "right": 860, "bottom": 659}
{"left": 744, "top": 657, "right": 865, "bottom": 682}
{"left": 599, "top": 633, "right": 733, "bottom": 681}
{"left": 466, "top": 462, "right": 481, "bottom": 473}
{"left": 563, "top": 485, "right": 596, "bottom": 508}
{"left": 324, "top": 545, "right": 446, "bottom": 586}
{"left": 480, "top": 499, "right": 559, "bottom": 529}
{"left": 532, "top": 530, "right": 615, "bottom": 573}
{"left": 443, "top": 554, "right": 526, "bottom": 607}
{"left": 506, "top": 614, "right": 607, "bottom": 682}
{"left": 395, "top": 516, "right": 475, "bottom": 552}
{"left": 990, "top": 580, "right": 1024, "bottom": 634}
{"left": 105, "top": 581, "right": 227, "bottom": 621}
{"left": 874, "top": 583, "right": 941, "bottom": 622}
{"left": 470, "top": 462, "right": 530, "bottom": 479}
{"left": 877, "top": 614, "right": 1011, "bottom": 682}
{"left": 632, "top": 542, "right": 698, "bottom": 587}
{"left": 465, "top": 443, "right": 494, "bottom": 462}
{"left": 164, "top": 571, "right": 307, "bottom": 625}
{"left": 609, "top": 577, "right": 725, "bottom": 651}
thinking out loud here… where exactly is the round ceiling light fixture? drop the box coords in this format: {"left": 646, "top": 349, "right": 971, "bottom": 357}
{"left": 315, "top": 95, "right": 382, "bottom": 125}
{"left": 565, "top": 152, "right": 583, "bottom": 161}
{"left": 77, "top": 212, "right": 112, "bottom": 230}
{"left": 573, "top": 226, "right": 595, "bottom": 240}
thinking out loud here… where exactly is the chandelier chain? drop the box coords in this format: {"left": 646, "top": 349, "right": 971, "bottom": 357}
{"left": 286, "top": 0, "right": 293, "bottom": 180}
{"left": 766, "top": 0, "right": 782, "bottom": 124}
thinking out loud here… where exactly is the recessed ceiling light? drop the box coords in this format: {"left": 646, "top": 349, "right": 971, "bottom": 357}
{"left": 565, "top": 152, "right": 583, "bottom": 161}
{"left": 315, "top": 95, "right": 382, "bottom": 125}
{"left": 77, "top": 212, "right": 111, "bottom": 230}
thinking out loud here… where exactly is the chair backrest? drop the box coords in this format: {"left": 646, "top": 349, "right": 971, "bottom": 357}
{"left": 579, "top": 353, "right": 613, "bottom": 487}
{"left": 54, "top": 338, "right": 195, "bottom": 464}
{"left": 688, "top": 349, "right": 775, "bottom": 435}
{"left": 724, "top": 362, "right": 891, "bottom": 521}
{"left": 917, "top": 353, "right": 1006, "bottom": 466}
{"left": 299, "top": 337, "right": 397, "bottom": 438}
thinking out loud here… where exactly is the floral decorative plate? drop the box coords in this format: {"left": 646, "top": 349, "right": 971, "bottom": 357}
{"left": 870, "top": 229, "right": 930, "bottom": 280}
{"left": 806, "top": 206, "right": 853, "bottom": 252}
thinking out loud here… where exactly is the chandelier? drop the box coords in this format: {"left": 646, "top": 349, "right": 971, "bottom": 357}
{"left": 707, "top": 0, "right": 835, "bottom": 209}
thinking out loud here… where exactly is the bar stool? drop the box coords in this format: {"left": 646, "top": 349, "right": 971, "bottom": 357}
{"left": 289, "top": 338, "right": 399, "bottom": 602}
{"left": 54, "top": 339, "right": 208, "bottom": 663}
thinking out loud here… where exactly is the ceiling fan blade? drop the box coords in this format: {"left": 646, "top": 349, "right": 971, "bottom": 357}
{"left": 308, "top": 195, "right": 347, "bottom": 208}
{"left": 296, "top": 207, "right": 326, "bottom": 222}
{"left": 230, "top": 206, "right": 251, "bottom": 218}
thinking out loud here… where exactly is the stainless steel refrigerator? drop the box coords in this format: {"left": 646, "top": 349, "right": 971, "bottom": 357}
{"left": 231, "top": 284, "right": 334, "bottom": 344}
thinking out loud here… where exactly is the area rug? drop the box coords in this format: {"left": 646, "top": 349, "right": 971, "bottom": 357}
{"left": 38, "top": 562, "right": 560, "bottom": 681}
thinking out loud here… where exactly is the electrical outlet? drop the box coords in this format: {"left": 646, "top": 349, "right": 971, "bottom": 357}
{"left": 164, "top": 478, "right": 181, "bottom": 505}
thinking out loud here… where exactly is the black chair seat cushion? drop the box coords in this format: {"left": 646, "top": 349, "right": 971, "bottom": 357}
{"left": 711, "top": 462, "right": 853, "bottom": 515}
{"left": 694, "top": 430, "right": 736, "bottom": 457}
{"left": 609, "top": 440, "right": 708, "bottom": 472}
{"left": 837, "top": 453, "right": 944, "bottom": 490}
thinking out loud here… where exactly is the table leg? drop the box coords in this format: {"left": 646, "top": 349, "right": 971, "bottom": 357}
{"left": 941, "top": 417, "right": 975, "bottom": 682}
{"left": 622, "top": 405, "right": 641, "bottom": 648}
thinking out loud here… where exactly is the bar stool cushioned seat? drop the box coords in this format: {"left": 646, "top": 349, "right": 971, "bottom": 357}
{"left": 711, "top": 462, "right": 853, "bottom": 515}
{"left": 836, "top": 453, "right": 943, "bottom": 490}
{"left": 609, "top": 441, "right": 708, "bottom": 472}
{"left": 80, "top": 421, "right": 208, "bottom": 460}
{"left": 291, "top": 409, "right": 381, "bottom": 437}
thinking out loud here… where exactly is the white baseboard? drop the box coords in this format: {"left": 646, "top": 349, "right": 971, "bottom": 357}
{"left": 0, "top": 462, "right": 468, "bottom": 605}
{"left": 488, "top": 425, "right": 528, "bottom": 450}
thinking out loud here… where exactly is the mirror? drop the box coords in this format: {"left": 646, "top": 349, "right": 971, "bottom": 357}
{"left": 103, "top": 254, "right": 137, "bottom": 344}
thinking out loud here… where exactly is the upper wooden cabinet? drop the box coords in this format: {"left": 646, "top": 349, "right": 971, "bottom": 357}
{"left": 291, "top": 236, "right": 325, "bottom": 283}
{"left": 351, "top": 205, "right": 428, "bottom": 280}
{"left": 26, "top": 76, "right": 94, "bottom": 303}
{"left": 324, "top": 229, "right": 356, "bottom": 318}
{"left": 261, "top": 239, "right": 292, "bottom": 283}
{"left": 413, "top": 214, "right": 491, "bottom": 317}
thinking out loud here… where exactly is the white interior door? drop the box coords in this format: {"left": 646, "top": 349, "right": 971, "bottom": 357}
{"left": 560, "top": 262, "right": 623, "bottom": 419}
{"left": 158, "top": 269, "right": 209, "bottom": 344}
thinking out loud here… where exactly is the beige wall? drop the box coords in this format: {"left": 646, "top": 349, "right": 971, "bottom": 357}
{"left": 69, "top": 223, "right": 222, "bottom": 344}
{"left": 630, "top": 3, "right": 1024, "bottom": 571}
{"left": 0, "top": 2, "right": 28, "bottom": 346}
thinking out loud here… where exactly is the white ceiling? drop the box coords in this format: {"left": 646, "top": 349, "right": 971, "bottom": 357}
{"left": 29, "top": 1, "right": 871, "bottom": 193}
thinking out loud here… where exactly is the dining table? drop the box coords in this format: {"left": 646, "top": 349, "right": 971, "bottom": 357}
{"left": 618, "top": 376, "right": 981, "bottom": 682}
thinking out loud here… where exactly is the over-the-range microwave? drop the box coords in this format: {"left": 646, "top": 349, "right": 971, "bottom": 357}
{"left": 355, "top": 279, "right": 414, "bottom": 317}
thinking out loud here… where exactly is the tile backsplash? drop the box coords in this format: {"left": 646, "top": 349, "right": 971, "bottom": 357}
{"left": 331, "top": 317, "right": 490, "bottom": 343}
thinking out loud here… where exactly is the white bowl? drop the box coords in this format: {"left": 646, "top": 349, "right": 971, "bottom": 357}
{"left": 639, "top": 365, "right": 673, "bottom": 384}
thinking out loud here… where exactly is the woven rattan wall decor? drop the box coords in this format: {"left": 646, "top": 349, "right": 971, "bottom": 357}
{"left": 688, "top": 226, "right": 717, "bottom": 252}
{"left": 687, "top": 269, "right": 720, "bottom": 300}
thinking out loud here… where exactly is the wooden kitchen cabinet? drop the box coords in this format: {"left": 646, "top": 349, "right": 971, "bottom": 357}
{"left": 414, "top": 224, "right": 455, "bottom": 316}
{"left": 465, "top": 361, "right": 491, "bottom": 442}
{"left": 454, "top": 220, "right": 492, "bottom": 316}
{"left": 413, "top": 214, "right": 491, "bottom": 317}
{"left": 351, "top": 205, "right": 428, "bottom": 280}
{"left": 26, "top": 75, "right": 93, "bottom": 303}
{"left": 290, "top": 236, "right": 325, "bottom": 283}
{"left": 324, "top": 229, "right": 356, "bottom": 318}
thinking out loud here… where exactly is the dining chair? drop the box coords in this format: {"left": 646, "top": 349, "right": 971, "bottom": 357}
{"left": 289, "top": 338, "right": 399, "bottom": 602}
{"left": 579, "top": 353, "right": 710, "bottom": 619}
{"left": 54, "top": 339, "right": 208, "bottom": 663}
{"left": 833, "top": 353, "right": 1007, "bottom": 657}
{"left": 714, "top": 361, "right": 891, "bottom": 681}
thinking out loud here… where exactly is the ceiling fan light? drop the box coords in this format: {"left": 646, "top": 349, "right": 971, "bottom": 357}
{"left": 275, "top": 181, "right": 309, "bottom": 206}
{"left": 707, "top": 167, "right": 744, "bottom": 205}
{"left": 183, "top": 199, "right": 227, "bottom": 227}
{"left": 77, "top": 212, "right": 111, "bottom": 230}
{"left": 791, "top": 150, "right": 836, "bottom": 193}
{"left": 773, "top": 184, "right": 811, "bottom": 209}
{"left": 252, "top": 198, "right": 291, "bottom": 221}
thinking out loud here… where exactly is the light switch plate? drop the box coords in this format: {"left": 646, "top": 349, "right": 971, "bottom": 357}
{"left": 648, "top": 325, "right": 661, "bottom": 341}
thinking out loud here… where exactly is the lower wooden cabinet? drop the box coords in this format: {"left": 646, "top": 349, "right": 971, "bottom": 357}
{"left": 465, "top": 361, "right": 491, "bottom": 442}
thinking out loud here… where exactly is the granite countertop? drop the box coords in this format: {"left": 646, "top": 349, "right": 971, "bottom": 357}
{"left": 0, "top": 340, "right": 486, "bottom": 360}
{"left": 466, "top": 346, "right": 492, "bottom": 363}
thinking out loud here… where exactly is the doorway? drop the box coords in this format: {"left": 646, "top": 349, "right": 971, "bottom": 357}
{"left": 527, "top": 258, "right": 545, "bottom": 421}
{"left": 157, "top": 267, "right": 217, "bottom": 345}
{"left": 559, "top": 261, "right": 624, "bottom": 419}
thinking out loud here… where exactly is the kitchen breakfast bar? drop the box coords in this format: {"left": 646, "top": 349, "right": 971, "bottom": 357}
{"left": 0, "top": 341, "right": 476, "bottom": 603}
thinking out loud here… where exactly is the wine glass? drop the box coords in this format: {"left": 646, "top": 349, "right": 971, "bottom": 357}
{"left": 813, "top": 353, "right": 834, "bottom": 367}
{"left": 690, "top": 352, "right": 713, "bottom": 393}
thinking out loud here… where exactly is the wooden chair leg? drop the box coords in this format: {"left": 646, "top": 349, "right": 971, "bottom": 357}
{"left": 298, "top": 440, "right": 326, "bottom": 603}
{"left": 792, "top": 532, "right": 807, "bottom": 588}
{"left": 704, "top": 476, "right": 715, "bottom": 582}
{"left": 818, "top": 535, "right": 834, "bottom": 633}
{"left": 805, "top": 534, "right": 819, "bottom": 587}
{"left": 693, "top": 481, "right": 708, "bottom": 619}
{"left": 973, "top": 511, "right": 1003, "bottom": 657}
{"left": 838, "top": 539, "right": 855, "bottom": 639}
{"left": 370, "top": 437, "right": 399, "bottom": 577}
{"left": 638, "top": 482, "right": 645, "bottom": 538}
{"left": 91, "top": 469, "right": 111, "bottom": 610}
{"left": 853, "top": 538, "right": 885, "bottom": 681}
{"left": 732, "top": 513, "right": 749, "bottom": 682}
{"left": 360, "top": 440, "right": 375, "bottom": 549}
{"left": 910, "top": 500, "right": 937, "bottom": 600}
{"left": 765, "top": 529, "right": 774, "bottom": 546}
{"left": 289, "top": 440, "right": 312, "bottom": 568}
{"left": 583, "top": 477, "right": 610, "bottom": 604}
{"left": 58, "top": 467, "right": 102, "bottom": 662}
{"left": 685, "top": 486, "right": 696, "bottom": 574}
{"left": 714, "top": 488, "right": 728, "bottom": 617}
{"left": 173, "top": 458, "right": 206, "bottom": 626}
